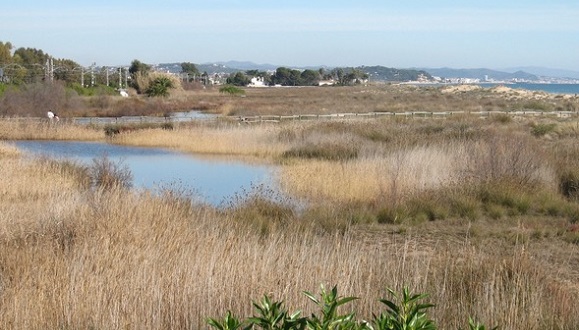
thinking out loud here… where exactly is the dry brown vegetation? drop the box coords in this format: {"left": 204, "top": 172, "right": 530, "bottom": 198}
{"left": 1, "top": 142, "right": 579, "bottom": 329}
{"left": 2, "top": 85, "right": 579, "bottom": 329}
{"left": 195, "top": 84, "right": 578, "bottom": 117}
{"left": 2, "top": 83, "right": 577, "bottom": 119}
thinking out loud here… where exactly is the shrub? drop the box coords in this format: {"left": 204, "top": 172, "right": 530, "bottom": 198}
{"left": 104, "top": 125, "right": 121, "bottom": 137}
{"left": 248, "top": 295, "right": 305, "bottom": 330}
{"left": 220, "top": 85, "right": 246, "bottom": 96}
{"left": 146, "top": 76, "right": 174, "bottom": 97}
{"left": 523, "top": 100, "right": 551, "bottom": 111}
{"left": 406, "top": 197, "right": 449, "bottom": 222}
{"left": 88, "top": 154, "right": 133, "bottom": 190}
{"left": 448, "top": 194, "right": 480, "bottom": 220}
{"left": 463, "top": 132, "right": 546, "bottom": 188}
{"left": 282, "top": 142, "right": 358, "bottom": 161}
{"left": 209, "top": 286, "right": 499, "bottom": 330}
{"left": 207, "top": 311, "right": 246, "bottom": 330}
{"left": 490, "top": 113, "right": 512, "bottom": 124}
{"left": 103, "top": 122, "right": 173, "bottom": 137}
{"left": 377, "top": 207, "right": 406, "bottom": 224}
{"left": 559, "top": 169, "right": 579, "bottom": 200}
{"left": 531, "top": 123, "right": 556, "bottom": 137}
{"left": 374, "top": 287, "right": 436, "bottom": 330}
{"left": 304, "top": 285, "right": 359, "bottom": 330}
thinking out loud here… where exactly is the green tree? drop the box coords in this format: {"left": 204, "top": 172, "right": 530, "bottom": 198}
{"left": 300, "top": 69, "right": 321, "bottom": 86}
{"left": 0, "top": 41, "right": 13, "bottom": 64}
{"left": 181, "top": 62, "right": 199, "bottom": 82}
{"left": 52, "top": 58, "right": 83, "bottom": 85}
{"left": 146, "top": 76, "right": 174, "bottom": 97}
{"left": 13, "top": 47, "right": 48, "bottom": 66}
{"left": 331, "top": 68, "right": 368, "bottom": 86}
{"left": 128, "top": 59, "right": 151, "bottom": 76}
{"left": 13, "top": 47, "right": 49, "bottom": 83}
{"left": 246, "top": 70, "right": 272, "bottom": 85}
{"left": 128, "top": 59, "right": 151, "bottom": 92}
{"left": 272, "top": 67, "right": 302, "bottom": 86}
{"left": 227, "top": 72, "right": 251, "bottom": 86}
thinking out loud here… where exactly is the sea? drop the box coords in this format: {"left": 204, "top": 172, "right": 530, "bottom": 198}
{"left": 478, "top": 83, "right": 579, "bottom": 95}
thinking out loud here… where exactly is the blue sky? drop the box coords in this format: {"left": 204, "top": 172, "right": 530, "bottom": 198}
{"left": 2, "top": 1, "right": 579, "bottom": 71}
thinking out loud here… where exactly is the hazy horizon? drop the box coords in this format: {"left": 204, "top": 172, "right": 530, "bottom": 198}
{"left": 2, "top": 1, "right": 578, "bottom": 71}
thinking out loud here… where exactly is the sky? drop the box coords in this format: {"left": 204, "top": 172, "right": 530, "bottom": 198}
{"left": 2, "top": 0, "right": 579, "bottom": 71}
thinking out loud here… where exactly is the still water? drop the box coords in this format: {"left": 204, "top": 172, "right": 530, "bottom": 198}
{"left": 12, "top": 140, "right": 277, "bottom": 206}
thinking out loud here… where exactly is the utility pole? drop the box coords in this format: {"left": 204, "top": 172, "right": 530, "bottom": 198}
{"left": 118, "top": 67, "right": 122, "bottom": 88}
{"left": 124, "top": 67, "right": 128, "bottom": 89}
{"left": 90, "top": 63, "right": 96, "bottom": 86}
{"left": 105, "top": 67, "right": 109, "bottom": 86}
{"left": 50, "top": 57, "right": 54, "bottom": 82}
{"left": 45, "top": 58, "right": 49, "bottom": 81}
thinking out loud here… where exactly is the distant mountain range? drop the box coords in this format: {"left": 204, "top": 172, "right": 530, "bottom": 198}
{"left": 156, "top": 61, "right": 579, "bottom": 82}
{"left": 502, "top": 67, "right": 579, "bottom": 80}
{"left": 419, "top": 67, "right": 579, "bottom": 81}
{"left": 418, "top": 68, "right": 539, "bottom": 81}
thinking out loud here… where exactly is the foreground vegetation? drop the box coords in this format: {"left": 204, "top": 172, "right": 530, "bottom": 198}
{"left": 2, "top": 85, "right": 579, "bottom": 329}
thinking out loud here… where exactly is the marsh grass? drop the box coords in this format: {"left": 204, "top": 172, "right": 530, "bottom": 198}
{"left": 0, "top": 119, "right": 104, "bottom": 141}
{"left": 112, "top": 123, "right": 286, "bottom": 159}
{"left": 3, "top": 86, "right": 579, "bottom": 329}
{"left": 88, "top": 154, "right": 133, "bottom": 190}
{"left": 2, "top": 136, "right": 579, "bottom": 329}
{"left": 0, "top": 141, "right": 21, "bottom": 157}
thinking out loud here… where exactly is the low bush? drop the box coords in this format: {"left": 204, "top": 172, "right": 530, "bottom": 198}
{"left": 146, "top": 76, "right": 174, "bottom": 97}
{"left": 103, "top": 122, "right": 174, "bottom": 137}
{"left": 376, "top": 207, "right": 406, "bottom": 224}
{"left": 208, "top": 285, "right": 495, "bottom": 330}
{"left": 523, "top": 100, "right": 552, "bottom": 111}
{"left": 490, "top": 113, "right": 512, "bottom": 124}
{"left": 559, "top": 169, "right": 579, "bottom": 200}
{"left": 531, "top": 123, "right": 556, "bottom": 137}
{"left": 282, "top": 142, "right": 358, "bottom": 161}
{"left": 88, "top": 154, "right": 133, "bottom": 190}
{"left": 220, "top": 85, "right": 246, "bottom": 96}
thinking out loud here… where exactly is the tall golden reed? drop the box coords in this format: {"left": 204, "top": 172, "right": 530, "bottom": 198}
{"left": 1, "top": 145, "right": 578, "bottom": 329}
{"left": 0, "top": 119, "right": 104, "bottom": 141}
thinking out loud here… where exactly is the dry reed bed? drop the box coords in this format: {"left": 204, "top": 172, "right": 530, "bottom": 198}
{"left": 1, "top": 140, "right": 579, "bottom": 329}
{"left": 0, "top": 120, "right": 104, "bottom": 141}
{"left": 113, "top": 123, "right": 286, "bottom": 159}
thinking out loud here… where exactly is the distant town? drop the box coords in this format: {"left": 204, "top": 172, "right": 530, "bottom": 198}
{"left": 153, "top": 62, "right": 579, "bottom": 86}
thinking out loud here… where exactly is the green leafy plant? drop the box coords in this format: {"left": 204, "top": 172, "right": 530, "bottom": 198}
{"left": 248, "top": 295, "right": 306, "bottom": 330}
{"left": 208, "top": 311, "right": 250, "bottom": 330}
{"left": 461, "top": 317, "right": 498, "bottom": 330}
{"left": 146, "top": 76, "right": 174, "bottom": 97}
{"left": 206, "top": 286, "right": 502, "bottom": 330}
{"left": 220, "top": 85, "right": 246, "bottom": 96}
{"left": 373, "top": 287, "right": 436, "bottom": 330}
{"left": 303, "top": 285, "right": 360, "bottom": 330}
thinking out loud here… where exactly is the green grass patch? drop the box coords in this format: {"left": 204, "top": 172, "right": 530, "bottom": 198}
{"left": 531, "top": 123, "right": 557, "bottom": 137}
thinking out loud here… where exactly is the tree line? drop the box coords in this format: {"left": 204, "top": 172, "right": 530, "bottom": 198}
{"left": 226, "top": 67, "right": 369, "bottom": 87}
{"left": 2, "top": 40, "right": 369, "bottom": 96}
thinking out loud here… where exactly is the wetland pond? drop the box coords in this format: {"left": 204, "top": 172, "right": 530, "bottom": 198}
{"left": 13, "top": 140, "right": 279, "bottom": 206}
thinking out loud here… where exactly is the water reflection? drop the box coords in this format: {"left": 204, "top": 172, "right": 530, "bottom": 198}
{"left": 12, "top": 140, "right": 276, "bottom": 206}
